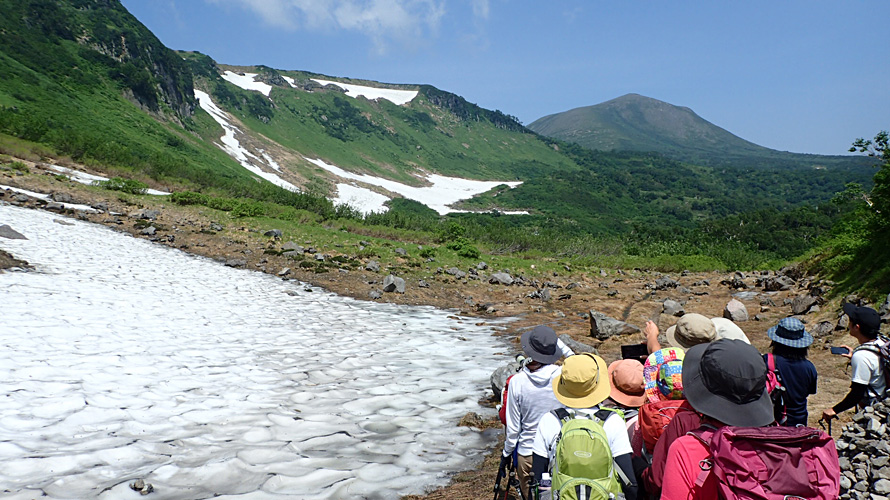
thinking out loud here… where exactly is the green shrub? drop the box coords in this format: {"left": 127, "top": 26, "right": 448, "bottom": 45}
{"left": 231, "top": 200, "right": 266, "bottom": 218}
{"left": 170, "top": 191, "right": 209, "bottom": 206}
{"left": 9, "top": 161, "right": 28, "bottom": 173}
{"left": 447, "top": 237, "right": 481, "bottom": 259}
{"left": 94, "top": 177, "right": 147, "bottom": 194}
{"left": 419, "top": 247, "right": 437, "bottom": 259}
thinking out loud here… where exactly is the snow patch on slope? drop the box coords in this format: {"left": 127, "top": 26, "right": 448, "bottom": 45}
{"left": 310, "top": 79, "right": 418, "bottom": 106}
{"left": 194, "top": 89, "right": 298, "bottom": 192}
{"left": 306, "top": 157, "right": 525, "bottom": 216}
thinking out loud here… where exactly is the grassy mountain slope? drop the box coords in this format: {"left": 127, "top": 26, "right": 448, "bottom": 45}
{"left": 0, "top": 0, "right": 261, "bottom": 190}
{"left": 528, "top": 93, "right": 873, "bottom": 171}
{"left": 0, "top": 0, "right": 875, "bottom": 270}
{"left": 186, "top": 59, "right": 578, "bottom": 186}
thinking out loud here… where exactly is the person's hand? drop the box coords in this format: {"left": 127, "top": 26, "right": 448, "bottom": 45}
{"left": 499, "top": 453, "right": 512, "bottom": 473}
{"left": 839, "top": 344, "right": 853, "bottom": 359}
{"left": 822, "top": 408, "right": 837, "bottom": 421}
{"left": 644, "top": 320, "right": 659, "bottom": 339}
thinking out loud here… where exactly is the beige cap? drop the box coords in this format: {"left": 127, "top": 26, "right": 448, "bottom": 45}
{"left": 665, "top": 313, "right": 717, "bottom": 349}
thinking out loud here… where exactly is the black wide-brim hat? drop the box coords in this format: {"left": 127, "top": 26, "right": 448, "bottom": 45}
{"left": 682, "top": 339, "right": 775, "bottom": 427}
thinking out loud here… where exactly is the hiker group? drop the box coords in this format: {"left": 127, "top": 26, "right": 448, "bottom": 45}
{"left": 496, "top": 302, "right": 889, "bottom": 500}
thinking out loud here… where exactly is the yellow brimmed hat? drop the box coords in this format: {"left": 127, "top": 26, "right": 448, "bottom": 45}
{"left": 552, "top": 353, "right": 611, "bottom": 408}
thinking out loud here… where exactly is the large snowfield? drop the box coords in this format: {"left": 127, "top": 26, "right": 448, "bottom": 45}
{"left": 0, "top": 204, "right": 511, "bottom": 499}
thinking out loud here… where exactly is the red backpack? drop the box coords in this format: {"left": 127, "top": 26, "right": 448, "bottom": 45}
{"left": 689, "top": 425, "right": 840, "bottom": 500}
{"left": 498, "top": 374, "right": 516, "bottom": 426}
{"left": 638, "top": 399, "right": 696, "bottom": 456}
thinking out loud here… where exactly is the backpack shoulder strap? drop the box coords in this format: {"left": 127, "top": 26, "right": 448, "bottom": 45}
{"left": 767, "top": 353, "right": 776, "bottom": 372}
{"left": 552, "top": 407, "right": 572, "bottom": 424}
{"left": 595, "top": 406, "right": 623, "bottom": 422}
{"left": 686, "top": 425, "right": 717, "bottom": 488}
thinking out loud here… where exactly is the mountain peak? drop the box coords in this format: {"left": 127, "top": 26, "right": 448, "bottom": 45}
{"left": 527, "top": 93, "right": 771, "bottom": 164}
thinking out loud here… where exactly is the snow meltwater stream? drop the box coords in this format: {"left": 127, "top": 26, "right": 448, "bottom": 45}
{"left": 0, "top": 205, "right": 511, "bottom": 499}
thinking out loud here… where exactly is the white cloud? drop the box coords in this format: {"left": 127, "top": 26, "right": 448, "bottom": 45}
{"left": 206, "top": 0, "right": 481, "bottom": 53}
{"left": 471, "top": 0, "right": 489, "bottom": 20}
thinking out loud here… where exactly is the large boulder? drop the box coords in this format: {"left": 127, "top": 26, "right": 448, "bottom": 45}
{"left": 0, "top": 224, "right": 27, "bottom": 240}
{"left": 559, "top": 334, "right": 598, "bottom": 354}
{"left": 791, "top": 295, "right": 818, "bottom": 315}
{"left": 723, "top": 299, "right": 749, "bottom": 322}
{"left": 589, "top": 311, "right": 640, "bottom": 340}
{"left": 490, "top": 359, "right": 524, "bottom": 400}
{"left": 762, "top": 275, "right": 795, "bottom": 291}
{"left": 489, "top": 272, "right": 514, "bottom": 286}
{"left": 663, "top": 299, "right": 684, "bottom": 317}
{"left": 382, "top": 274, "right": 405, "bottom": 293}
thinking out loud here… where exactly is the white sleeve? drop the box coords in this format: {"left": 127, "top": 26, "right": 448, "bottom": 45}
{"left": 603, "top": 412, "right": 633, "bottom": 457}
{"left": 532, "top": 412, "right": 559, "bottom": 459}
{"left": 503, "top": 376, "right": 522, "bottom": 456}
{"left": 557, "top": 338, "right": 574, "bottom": 358}
{"left": 851, "top": 350, "right": 879, "bottom": 386}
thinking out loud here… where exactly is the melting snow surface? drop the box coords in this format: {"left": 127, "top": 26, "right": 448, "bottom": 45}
{"left": 306, "top": 158, "right": 524, "bottom": 216}
{"left": 0, "top": 204, "right": 510, "bottom": 499}
{"left": 45, "top": 165, "right": 170, "bottom": 195}
{"left": 221, "top": 71, "right": 273, "bottom": 97}
{"left": 194, "top": 89, "right": 299, "bottom": 192}
{"left": 310, "top": 79, "right": 418, "bottom": 106}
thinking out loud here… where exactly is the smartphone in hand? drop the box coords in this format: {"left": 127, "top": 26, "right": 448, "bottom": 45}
{"left": 830, "top": 346, "right": 850, "bottom": 355}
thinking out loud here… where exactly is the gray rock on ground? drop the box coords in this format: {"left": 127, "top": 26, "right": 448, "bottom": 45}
{"left": 723, "top": 298, "right": 749, "bottom": 322}
{"left": 559, "top": 334, "right": 597, "bottom": 354}
{"left": 383, "top": 274, "right": 406, "bottom": 293}
{"left": 663, "top": 299, "right": 684, "bottom": 317}
{"left": 0, "top": 224, "right": 27, "bottom": 240}
{"left": 489, "top": 272, "right": 514, "bottom": 286}
{"left": 589, "top": 311, "right": 640, "bottom": 340}
{"left": 792, "top": 295, "right": 819, "bottom": 315}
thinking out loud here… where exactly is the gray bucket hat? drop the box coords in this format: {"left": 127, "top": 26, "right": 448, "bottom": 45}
{"left": 521, "top": 325, "right": 562, "bottom": 364}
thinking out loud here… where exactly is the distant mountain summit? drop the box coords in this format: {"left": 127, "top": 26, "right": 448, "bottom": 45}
{"left": 528, "top": 94, "right": 863, "bottom": 170}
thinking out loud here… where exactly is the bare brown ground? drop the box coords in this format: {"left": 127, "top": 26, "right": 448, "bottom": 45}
{"left": 0, "top": 160, "right": 859, "bottom": 500}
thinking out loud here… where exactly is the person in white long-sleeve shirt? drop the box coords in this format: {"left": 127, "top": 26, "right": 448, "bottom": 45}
{"left": 502, "top": 325, "right": 572, "bottom": 500}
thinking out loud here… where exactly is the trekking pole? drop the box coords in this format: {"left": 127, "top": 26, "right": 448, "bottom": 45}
{"left": 492, "top": 459, "right": 506, "bottom": 500}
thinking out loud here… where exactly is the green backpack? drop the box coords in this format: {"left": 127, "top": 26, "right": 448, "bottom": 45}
{"left": 550, "top": 407, "right": 624, "bottom": 500}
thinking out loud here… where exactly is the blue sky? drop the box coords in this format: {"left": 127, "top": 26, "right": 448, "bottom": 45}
{"left": 119, "top": 0, "right": 888, "bottom": 156}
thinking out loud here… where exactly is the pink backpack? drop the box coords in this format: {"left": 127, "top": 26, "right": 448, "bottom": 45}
{"left": 764, "top": 354, "right": 788, "bottom": 425}
{"left": 690, "top": 425, "right": 840, "bottom": 500}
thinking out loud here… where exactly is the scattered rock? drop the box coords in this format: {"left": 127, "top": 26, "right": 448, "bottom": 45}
{"left": 383, "top": 274, "right": 406, "bottom": 293}
{"left": 723, "top": 298, "right": 749, "bottom": 322}
{"left": 655, "top": 277, "right": 679, "bottom": 290}
{"left": 264, "top": 229, "right": 282, "bottom": 238}
{"left": 458, "top": 412, "right": 484, "bottom": 428}
{"left": 489, "top": 272, "right": 514, "bottom": 286}
{"left": 791, "top": 295, "right": 819, "bottom": 315}
{"left": 0, "top": 224, "right": 27, "bottom": 240}
{"left": 365, "top": 260, "right": 380, "bottom": 272}
{"left": 663, "top": 299, "right": 684, "bottom": 317}
{"left": 51, "top": 192, "right": 73, "bottom": 203}
{"left": 589, "top": 311, "right": 640, "bottom": 340}
{"left": 224, "top": 259, "right": 247, "bottom": 268}
{"left": 560, "top": 334, "right": 597, "bottom": 354}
